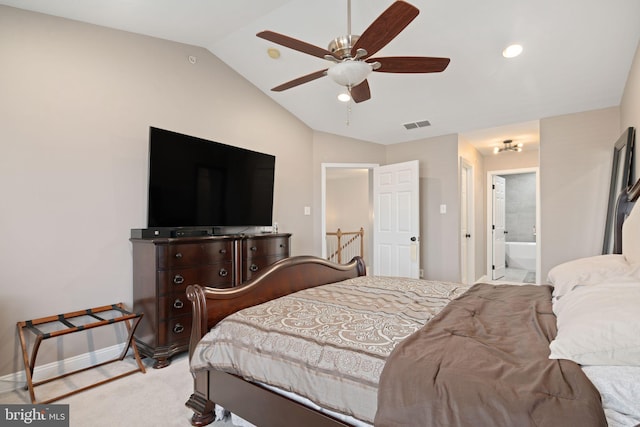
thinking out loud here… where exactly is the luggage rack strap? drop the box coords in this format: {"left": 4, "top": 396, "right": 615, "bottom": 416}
{"left": 18, "top": 303, "right": 142, "bottom": 339}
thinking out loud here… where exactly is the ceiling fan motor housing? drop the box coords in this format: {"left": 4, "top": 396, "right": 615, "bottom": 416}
{"left": 328, "top": 35, "right": 359, "bottom": 59}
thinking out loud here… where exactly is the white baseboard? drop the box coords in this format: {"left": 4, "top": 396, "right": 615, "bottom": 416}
{"left": 0, "top": 343, "right": 127, "bottom": 395}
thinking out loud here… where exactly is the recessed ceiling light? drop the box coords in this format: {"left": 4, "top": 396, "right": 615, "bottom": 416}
{"left": 502, "top": 44, "right": 523, "bottom": 58}
{"left": 338, "top": 93, "right": 351, "bottom": 102}
{"left": 267, "top": 48, "right": 280, "bottom": 59}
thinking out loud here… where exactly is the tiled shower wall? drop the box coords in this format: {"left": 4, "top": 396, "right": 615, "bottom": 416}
{"left": 504, "top": 173, "right": 536, "bottom": 242}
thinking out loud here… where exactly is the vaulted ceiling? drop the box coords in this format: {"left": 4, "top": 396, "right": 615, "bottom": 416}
{"left": 2, "top": 0, "right": 639, "bottom": 152}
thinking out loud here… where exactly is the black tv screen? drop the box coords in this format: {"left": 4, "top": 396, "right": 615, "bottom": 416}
{"left": 147, "top": 127, "right": 275, "bottom": 228}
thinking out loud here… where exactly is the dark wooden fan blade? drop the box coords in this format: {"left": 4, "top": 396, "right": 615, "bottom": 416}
{"left": 271, "top": 69, "right": 328, "bottom": 92}
{"left": 351, "top": 1, "right": 419, "bottom": 59}
{"left": 257, "top": 31, "right": 336, "bottom": 60}
{"left": 350, "top": 80, "right": 371, "bottom": 103}
{"left": 371, "top": 56, "right": 450, "bottom": 73}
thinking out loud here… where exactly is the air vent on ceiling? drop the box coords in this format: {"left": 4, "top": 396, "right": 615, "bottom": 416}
{"left": 403, "top": 120, "right": 431, "bottom": 130}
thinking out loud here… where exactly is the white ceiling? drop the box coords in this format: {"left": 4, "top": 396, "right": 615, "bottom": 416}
{"left": 2, "top": 0, "right": 639, "bottom": 151}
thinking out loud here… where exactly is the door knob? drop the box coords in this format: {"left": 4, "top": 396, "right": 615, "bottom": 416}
{"left": 410, "top": 236, "right": 417, "bottom": 242}
{"left": 465, "top": 233, "right": 471, "bottom": 238}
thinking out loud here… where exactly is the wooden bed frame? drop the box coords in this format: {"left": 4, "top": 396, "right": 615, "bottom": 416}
{"left": 185, "top": 255, "right": 367, "bottom": 427}
{"left": 184, "top": 178, "right": 640, "bottom": 427}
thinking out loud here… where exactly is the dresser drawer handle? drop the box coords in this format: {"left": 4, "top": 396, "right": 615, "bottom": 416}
{"left": 173, "top": 323, "right": 185, "bottom": 334}
{"left": 250, "top": 246, "right": 257, "bottom": 252}
{"left": 250, "top": 264, "right": 259, "bottom": 272}
{"left": 175, "top": 252, "right": 183, "bottom": 259}
{"left": 219, "top": 268, "right": 228, "bottom": 277}
{"left": 173, "top": 274, "right": 185, "bottom": 285}
{"left": 173, "top": 299, "right": 184, "bottom": 309}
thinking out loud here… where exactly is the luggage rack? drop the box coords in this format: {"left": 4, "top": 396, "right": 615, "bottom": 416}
{"left": 17, "top": 303, "right": 146, "bottom": 404}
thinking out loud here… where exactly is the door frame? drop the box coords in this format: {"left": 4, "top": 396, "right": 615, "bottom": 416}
{"left": 460, "top": 158, "right": 475, "bottom": 284}
{"left": 486, "top": 167, "right": 541, "bottom": 284}
{"left": 321, "top": 163, "right": 378, "bottom": 260}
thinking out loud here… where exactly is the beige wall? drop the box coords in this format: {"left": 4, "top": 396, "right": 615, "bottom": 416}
{"left": 621, "top": 40, "right": 640, "bottom": 176}
{"left": 326, "top": 174, "right": 370, "bottom": 233}
{"left": 540, "top": 107, "right": 621, "bottom": 279}
{"left": 483, "top": 149, "right": 540, "bottom": 172}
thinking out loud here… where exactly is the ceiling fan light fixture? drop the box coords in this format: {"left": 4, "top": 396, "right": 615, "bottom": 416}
{"left": 502, "top": 44, "right": 523, "bottom": 58}
{"left": 338, "top": 92, "right": 351, "bottom": 102}
{"left": 327, "top": 61, "right": 373, "bottom": 87}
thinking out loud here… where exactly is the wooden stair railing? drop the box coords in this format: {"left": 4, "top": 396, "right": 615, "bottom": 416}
{"left": 326, "top": 227, "right": 364, "bottom": 263}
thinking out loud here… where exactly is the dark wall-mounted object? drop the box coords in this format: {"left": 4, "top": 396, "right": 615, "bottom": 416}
{"left": 147, "top": 127, "right": 276, "bottom": 229}
{"left": 603, "top": 127, "right": 635, "bottom": 254}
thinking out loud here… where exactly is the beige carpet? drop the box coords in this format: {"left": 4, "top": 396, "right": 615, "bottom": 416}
{"left": 0, "top": 353, "right": 233, "bottom": 427}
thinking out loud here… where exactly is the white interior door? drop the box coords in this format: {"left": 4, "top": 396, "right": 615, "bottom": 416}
{"left": 373, "top": 160, "right": 420, "bottom": 278}
{"left": 492, "top": 175, "right": 506, "bottom": 279}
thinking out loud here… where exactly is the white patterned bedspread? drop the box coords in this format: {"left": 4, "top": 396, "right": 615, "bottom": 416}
{"left": 190, "top": 275, "right": 471, "bottom": 424}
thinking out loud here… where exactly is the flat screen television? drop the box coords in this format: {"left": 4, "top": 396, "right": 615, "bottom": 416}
{"left": 146, "top": 127, "right": 275, "bottom": 231}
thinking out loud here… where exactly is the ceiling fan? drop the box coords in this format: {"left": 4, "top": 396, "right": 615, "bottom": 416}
{"left": 257, "top": 0, "right": 450, "bottom": 103}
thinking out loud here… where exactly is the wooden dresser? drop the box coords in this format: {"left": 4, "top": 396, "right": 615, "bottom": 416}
{"left": 131, "top": 233, "right": 291, "bottom": 368}
{"left": 242, "top": 234, "right": 291, "bottom": 282}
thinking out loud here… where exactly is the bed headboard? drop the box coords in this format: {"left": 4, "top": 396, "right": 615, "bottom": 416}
{"left": 616, "top": 178, "right": 640, "bottom": 259}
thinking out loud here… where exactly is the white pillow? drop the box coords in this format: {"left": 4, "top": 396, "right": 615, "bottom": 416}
{"left": 549, "top": 282, "right": 640, "bottom": 366}
{"left": 547, "top": 254, "right": 638, "bottom": 299}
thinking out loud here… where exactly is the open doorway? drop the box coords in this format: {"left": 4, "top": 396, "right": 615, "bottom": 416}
{"left": 487, "top": 167, "right": 540, "bottom": 284}
{"left": 321, "top": 161, "right": 421, "bottom": 278}
{"left": 321, "top": 163, "right": 377, "bottom": 268}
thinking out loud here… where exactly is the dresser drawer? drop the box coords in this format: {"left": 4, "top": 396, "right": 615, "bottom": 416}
{"left": 158, "top": 295, "right": 191, "bottom": 319}
{"left": 157, "top": 244, "right": 203, "bottom": 270}
{"left": 243, "top": 255, "right": 287, "bottom": 282}
{"left": 157, "top": 263, "right": 234, "bottom": 295}
{"left": 198, "top": 264, "right": 235, "bottom": 288}
{"left": 243, "top": 236, "right": 289, "bottom": 258}
{"left": 158, "top": 316, "right": 192, "bottom": 346}
{"left": 157, "top": 267, "right": 200, "bottom": 296}
{"left": 202, "top": 240, "right": 234, "bottom": 264}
